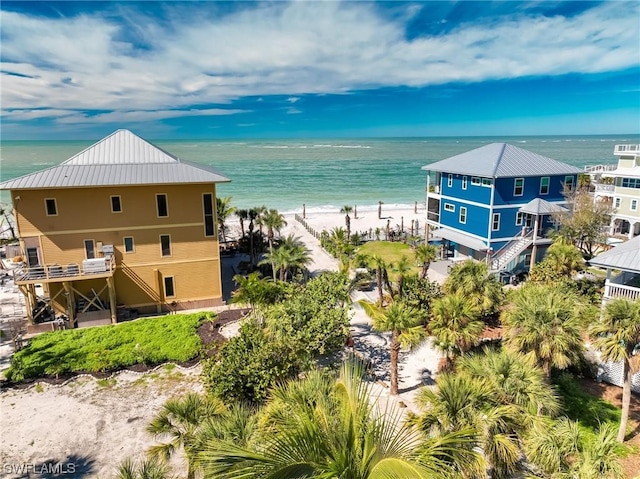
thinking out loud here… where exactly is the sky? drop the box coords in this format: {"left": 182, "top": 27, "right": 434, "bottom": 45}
{"left": 1, "top": 1, "right": 639, "bottom": 140}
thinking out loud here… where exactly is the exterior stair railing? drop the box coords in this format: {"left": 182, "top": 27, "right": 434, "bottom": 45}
{"left": 489, "top": 229, "right": 534, "bottom": 272}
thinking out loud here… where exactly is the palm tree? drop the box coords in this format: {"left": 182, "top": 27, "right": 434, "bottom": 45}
{"left": 247, "top": 207, "right": 261, "bottom": 267}
{"left": 370, "top": 255, "right": 387, "bottom": 306}
{"left": 444, "top": 260, "right": 504, "bottom": 317}
{"left": 146, "top": 393, "right": 226, "bottom": 479}
{"left": 216, "top": 197, "right": 236, "bottom": 243}
{"left": 231, "top": 272, "right": 282, "bottom": 307}
{"left": 590, "top": 298, "right": 640, "bottom": 442}
{"left": 430, "top": 293, "right": 483, "bottom": 366}
{"left": 544, "top": 241, "right": 585, "bottom": 277}
{"left": 261, "top": 234, "right": 311, "bottom": 281}
{"left": 115, "top": 457, "right": 170, "bottom": 479}
{"left": 258, "top": 209, "right": 287, "bottom": 277}
{"left": 199, "top": 359, "right": 478, "bottom": 478}
{"left": 501, "top": 284, "right": 586, "bottom": 379}
{"left": 340, "top": 205, "right": 353, "bottom": 240}
{"left": 395, "top": 255, "right": 412, "bottom": 299}
{"left": 235, "top": 209, "right": 248, "bottom": 238}
{"left": 360, "top": 301, "right": 427, "bottom": 395}
{"left": 415, "top": 244, "right": 438, "bottom": 279}
{"left": 0, "top": 205, "right": 16, "bottom": 240}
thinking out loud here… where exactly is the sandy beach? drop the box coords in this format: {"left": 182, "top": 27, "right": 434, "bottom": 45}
{"left": 0, "top": 205, "right": 445, "bottom": 478}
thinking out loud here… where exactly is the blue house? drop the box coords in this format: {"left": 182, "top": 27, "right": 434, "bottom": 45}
{"left": 422, "top": 143, "right": 581, "bottom": 272}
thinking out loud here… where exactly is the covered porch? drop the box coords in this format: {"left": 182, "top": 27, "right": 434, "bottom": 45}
{"left": 14, "top": 257, "right": 117, "bottom": 332}
{"left": 589, "top": 235, "right": 640, "bottom": 302}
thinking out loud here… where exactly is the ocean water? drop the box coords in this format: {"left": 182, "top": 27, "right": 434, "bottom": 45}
{"left": 1, "top": 135, "right": 638, "bottom": 213}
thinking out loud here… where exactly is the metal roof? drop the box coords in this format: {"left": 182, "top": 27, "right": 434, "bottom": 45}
{"left": 422, "top": 143, "right": 582, "bottom": 178}
{"left": 519, "top": 198, "right": 568, "bottom": 216}
{"left": 432, "top": 226, "right": 488, "bottom": 251}
{"left": 589, "top": 235, "right": 640, "bottom": 273}
{"left": 0, "top": 129, "right": 230, "bottom": 190}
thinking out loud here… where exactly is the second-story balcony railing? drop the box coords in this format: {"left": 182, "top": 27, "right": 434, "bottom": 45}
{"left": 14, "top": 256, "right": 116, "bottom": 284}
{"left": 614, "top": 144, "right": 640, "bottom": 156}
{"left": 584, "top": 164, "right": 617, "bottom": 174}
{"left": 604, "top": 271, "right": 640, "bottom": 302}
{"left": 594, "top": 183, "right": 616, "bottom": 194}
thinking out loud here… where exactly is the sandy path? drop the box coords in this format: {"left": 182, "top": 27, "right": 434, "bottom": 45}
{"left": 0, "top": 365, "right": 202, "bottom": 478}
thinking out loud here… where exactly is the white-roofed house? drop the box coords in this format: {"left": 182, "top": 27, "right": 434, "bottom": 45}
{"left": 422, "top": 143, "right": 581, "bottom": 274}
{"left": 0, "top": 130, "right": 230, "bottom": 331}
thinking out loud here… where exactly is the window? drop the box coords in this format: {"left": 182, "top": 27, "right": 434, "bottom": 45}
{"left": 110, "top": 195, "right": 122, "bottom": 213}
{"left": 540, "top": 177, "right": 550, "bottom": 195}
{"left": 160, "top": 234, "right": 171, "bottom": 257}
{"left": 614, "top": 197, "right": 621, "bottom": 208}
{"left": 632, "top": 199, "right": 638, "bottom": 211}
{"left": 514, "top": 178, "right": 524, "bottom": 196}
{"left": 564, "top": 176, "right": 575, "bottom": 192}
{"left": 482, "top": 178, "right": 492, "bottom": 187}
{"left": 622, "top": 178, "right": 640, "bottom": 189}
{"left": 45, "top": 198, "right": 57, "bottom": 216}
{"left": 492, "top": 213, "right": 500, "bottom": 231}
{"left": 516, "top": 212, "right": 524, "bottom": 226}
{"left": 471, "top": 177, "right": 481, "bottom": 186}
{"left": 84, "top": 239, "right": 95, "bottom": 259}
{"left": 462, "top": 176, "right": 468, "bottom": 190}
{"left": 203, "top": 193, "right": 215, "bottom": 237}
{"left": 163, "top": 276, "right": 175, "bottom": 298}
{"left": 459, "top": 206, "right": 467, "bottom": 224}
{"left": 447, "top": 174, "right": 453, "bottom": 188}
{"left": 156, "top": 194, "right": 169, "bottom": 217}
{"left": 444, "top": 203, "right": 455, "bottom": 212}
{"left": 124, "top": 236, "right": 135, "bottom": 253}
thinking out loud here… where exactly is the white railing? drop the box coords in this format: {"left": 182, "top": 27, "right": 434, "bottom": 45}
{"left": 584, "top": 164, "right": 617, "bottom": 173}
{"left": 14, "top": 256, "right": 116, "bottom": 283}
{"left": 594, "top": 183, "right": 615, "bottom": 193}
{"left": 604, "top": 278, "right": 640, "bottom": 302}
{"left": 489, "top": 230, "right": 534, "bottom": 271}
{"left": 614, "top": 144, "right": 640, "bottom": 155}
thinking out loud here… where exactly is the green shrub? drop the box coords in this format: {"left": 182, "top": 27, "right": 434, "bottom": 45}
{"left": 5, "top": 313, "right": 204, "bottom": 382}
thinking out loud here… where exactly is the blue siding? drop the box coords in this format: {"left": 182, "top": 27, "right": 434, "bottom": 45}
{"left": 441, "top": 173, "right": 492, "bottom": 204}
{"left": 440, "top": 199, "right": 490, "bottom": 239}
{"left": 493, "top": 175, "right": 575, "bottom": 205}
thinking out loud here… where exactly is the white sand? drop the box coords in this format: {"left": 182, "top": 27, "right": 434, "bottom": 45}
{"left": 0, "top": 205, "right": 444, "bottom": 477}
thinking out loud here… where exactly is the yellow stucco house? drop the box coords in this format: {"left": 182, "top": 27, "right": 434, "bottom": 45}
{"left": 0, "top": 129, "right": 230, "bottom": 330}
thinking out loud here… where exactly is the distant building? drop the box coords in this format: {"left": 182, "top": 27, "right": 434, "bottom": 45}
{"left": 422, "top": 143, "right": 581, "bottom": 273}
{"left": 0, "top": 130, "right": 230, "bottom": 330}
{"left": 588, "top": 144, "right": 640, "bottom": 239}
{"left": 588, "top": 235, "right": 640, "bottom": 393}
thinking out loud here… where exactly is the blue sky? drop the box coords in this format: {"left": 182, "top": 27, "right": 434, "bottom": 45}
{"left": 1, "top": 1, "right": 639, "bottom": 140}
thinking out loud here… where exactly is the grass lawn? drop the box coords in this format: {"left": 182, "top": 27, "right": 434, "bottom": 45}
{"left": 554, "top": 372, "right": 621, "bottom": 438}
{"left": 358, "top": 241, "right": 420, "bottom": 279}
{"left": 5, "top": 312, "right": 208, "bottom": 382}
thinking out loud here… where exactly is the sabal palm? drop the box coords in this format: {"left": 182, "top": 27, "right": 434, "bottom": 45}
{"left": 259, "top": 208, "right": 286, "bottom": 253}
{"left": 235, "top": 209, "right": 249, "bottom": 238}
{"left": 340, "top": 205, "right": 353, "bottom": 240}
{"left": 430, "top": 293, "right": 483, "bottom": 363}
{"left": 262, "top": 234, "right": 311, "bottom": 281}
{"left": 216, "top": 197, "right": 236, "bottom": 243}
{"left": 115, "top": 457, "right": 170, "bottom": 479}
{"left": 415, "top": 244, "right": 438, "bottom": 280}
{"left": 395, "top": 255, "right": 412, "bottom": 299}
{"left": 199, "top": 359, "right": 477, "bottom": 478}
{"left": 360, "top": 301, "right": 426, "bottom": 395}
{"left": 370, "top": 254, "right": 387, "bottom": 306}
{"left": 232, "top": 272, "right": 280, "bottom": 307}
{"left": 590, "top": 298, "right": 640, "bottom": 441}
{"left": 501, "top": 284, "right": 586, "bottom": 378}
{"left": 146, "top": 393, "right": 226, "bottom": 479}
{"left": 444, "top": 260, "right": 504, "bottom": 316}
{"left": 544, "top": 241, "right": 585, "bottom": 277}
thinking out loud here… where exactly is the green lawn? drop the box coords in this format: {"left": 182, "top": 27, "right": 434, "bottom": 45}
{"left": 5, "top": 313, "right": 207, "bottom": 382}
{"left": 358, "top": 241, "right": 420, "bottom": 279}
{"left": 554, "top": 372, "right": 621, "bottom": 438}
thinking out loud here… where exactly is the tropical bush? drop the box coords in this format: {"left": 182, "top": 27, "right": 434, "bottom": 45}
{"left": 5, "top": 313, "right": 205, "bottom": 382}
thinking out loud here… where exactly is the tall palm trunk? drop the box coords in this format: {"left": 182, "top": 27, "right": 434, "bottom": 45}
{"left": 619, "top": 357, "right": 631, "bottom": 442}
{"left": 390, "top": 331, "right": 400, "bottom": 395}
{"left": 268, "top": 230, "right": 276, "bottom": 280}
{"left": 239, "top": 218, "right": 245, "bottom": 238}
{"left": 345, "top": 214, "right": 351, "bottom": 242}
{"left": 376, "top": 266, "right": 384, "bottom": 306}
{"left": 420, "top": 261, "right": 431, "bottom": 279}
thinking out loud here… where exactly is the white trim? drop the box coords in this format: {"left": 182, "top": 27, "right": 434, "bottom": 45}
{"left": 471, "top": 176, "right": 481, "bottom": 186}
{"left": 447, "top": 174, "right": 453, "bottom": 188}
{"left": 123, "top": 236, "right": 135, "bottom": 254}
{"left": 614, "top": 197, "right": 621, "bottom": 208}
{"left": 160, "top": 234, "right": 172, "bottom": 257}
{"left": 110, "top": 195, "right": 122, "bottom": 213}
{"left": 83, "top": 239, "right": 95, "bottom": 259}
{"left": 462, "top": 176, "right": 468, "bottom": 190}
{"left": 540, "top": 177, "right": 550, "bottom": 195}
{"left": 612, "top": 192, "right": 640, "bottom": 199}
{"left": 44, "top": 198, "right": 58, "bottom": 216}
{"left": 439, "top": 195, "right": 571, "bottom": 211}
{"left": 632, "top": 199, "right": 638, "bottom": 211}
{"left": 163, "top": 275, "right": 176, "bottom": 298}
{"left": 436, "top": 225, "right": 488, "bottom": 242}
{"left": 459, "top": 206, "right": 467, "bottom": 224}
{"left": 492, "top": 213, "right": 501, "bottom": 231}
{"left": 444, "top": 203, "right": 455, "bottom": 212}
{"left": 439, "top": 194, "right": 490, "bottom": 209}
{"left": 514, "top": 178, "right": 524, "bottom": 196}
{"left": 202, "top": 193, "right": 215, "bottom": 238}
{"left": 516, "top": 212, "right": 524, "bottom": 226}
{"left": 156, "top": 193, "right": 169, "bottom": 218}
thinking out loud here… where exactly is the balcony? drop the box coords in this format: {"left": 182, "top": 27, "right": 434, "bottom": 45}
{"left": 14, "top": 257, "right": 116, "bottom": 284}
{"left": 594, "top": 183, "right": 615, "bottom": 194}
{"left": 584, "top": 164, "right": 617, "bottom": 174}
{"left": 614, "top": 144, "right": 640, "bottom": 156}
{"left": 604, "top": 271, "right": 640, "bottom": 302}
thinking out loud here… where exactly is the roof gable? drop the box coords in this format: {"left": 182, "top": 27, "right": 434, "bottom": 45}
{"left": 63, "top": 129, "right": 179, "bottom": 165}
{"left": 422, "top": 143, "right": 582, "bottom": 178}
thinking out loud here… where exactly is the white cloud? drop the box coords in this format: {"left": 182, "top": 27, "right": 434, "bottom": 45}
{"left": 1, "top": 1, "right": 638, "bottom": 125}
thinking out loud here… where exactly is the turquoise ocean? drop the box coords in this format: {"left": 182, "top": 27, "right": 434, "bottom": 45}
{"left": 1, "top": 135, "right": 639, "bottom": 213}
